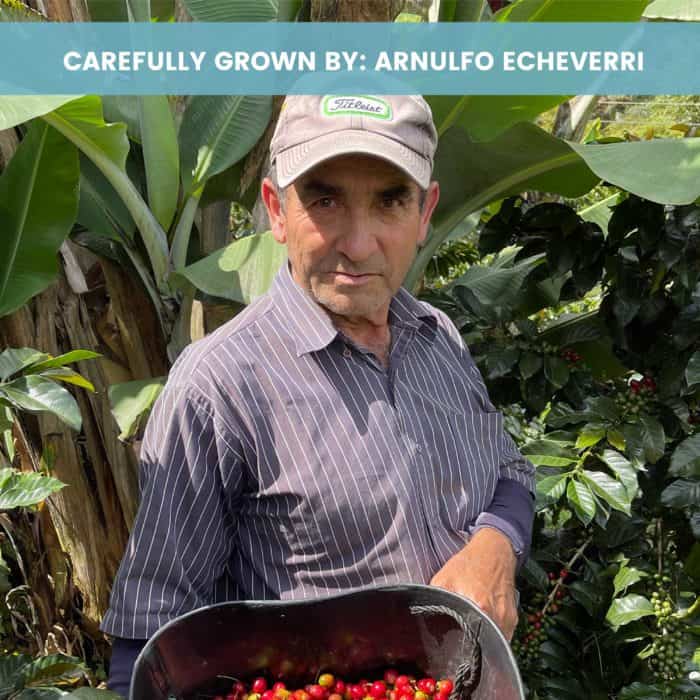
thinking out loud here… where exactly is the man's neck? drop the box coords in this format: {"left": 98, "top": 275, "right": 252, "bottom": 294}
{"left": 329, "top": 312, "right": 392, "bottom": 367}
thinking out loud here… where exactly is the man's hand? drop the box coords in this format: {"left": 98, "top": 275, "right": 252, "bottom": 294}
{"left": 430, "top": 527, "right": 519, "bottom": 640}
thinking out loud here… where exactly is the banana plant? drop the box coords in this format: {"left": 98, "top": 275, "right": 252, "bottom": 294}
{"left": 0, "top": 651, "right": 121, "bottom": 698}
{"left": 402, "top": 0, "right": 700, "bottom": 291}
{"left": 0, "top": 347, "right": 100, "bottom": 506}
{"left": 0, "top": 3, "right": 277, "bottom": 341}
{"left": 0, "top": 347, "right": 100, "bottom": 435}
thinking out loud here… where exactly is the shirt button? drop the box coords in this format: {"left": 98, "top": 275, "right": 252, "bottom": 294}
{"left": 343, "top": 347, "right": 352, "bottom": 358}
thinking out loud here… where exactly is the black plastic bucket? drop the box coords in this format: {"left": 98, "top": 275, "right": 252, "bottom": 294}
{"left": 130, "top": 584, "right": 525, "bottom": 700}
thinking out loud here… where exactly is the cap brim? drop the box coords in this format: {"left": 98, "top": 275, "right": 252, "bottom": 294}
{"left": 275, "top": 129, "right": 431, "bottom": 190}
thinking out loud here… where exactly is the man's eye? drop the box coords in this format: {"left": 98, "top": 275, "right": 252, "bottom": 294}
{"left": 382, "top": 197, "right": 404, "bottom": 209}
{"left": 316, "top": 196, "right": 336, "bottom": 208}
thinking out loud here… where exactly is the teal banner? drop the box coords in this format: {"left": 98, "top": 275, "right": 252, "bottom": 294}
{"left": 0, "top": 22, "right": 698, "bottom": 95}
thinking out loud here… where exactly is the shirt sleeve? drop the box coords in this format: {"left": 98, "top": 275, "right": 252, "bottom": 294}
{"left": 107, "top": 636, "right": 147, "bottom": 697}
{"left": 99, "top": 376, "right": 247, "bottom": 640}
{"left": 471, "top": 478, "right": 535, "bottom": 568}
{"left": 431, "top": 307, "right": 536, "bottom": 564}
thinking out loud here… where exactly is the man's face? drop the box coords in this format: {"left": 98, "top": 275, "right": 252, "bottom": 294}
{"left": 263, "top": 154, "right": 440, "bottom": 325}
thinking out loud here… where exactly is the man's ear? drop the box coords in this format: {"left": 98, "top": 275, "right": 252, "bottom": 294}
{"left": 418, "top": 181, "right": 440, "bottom": 246}
{"left": 261, "top": 177, "right": 287, "bottom": 244}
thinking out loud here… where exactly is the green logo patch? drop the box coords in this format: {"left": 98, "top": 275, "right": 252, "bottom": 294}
{"left": 322, "top": 95, "right": 392, "bottom": 120}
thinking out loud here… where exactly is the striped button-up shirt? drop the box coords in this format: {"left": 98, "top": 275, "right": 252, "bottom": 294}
{"left": 101, "top": 259, "right": 535, "bottom": 640}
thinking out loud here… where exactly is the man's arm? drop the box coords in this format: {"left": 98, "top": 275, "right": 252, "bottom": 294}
{"left": 429, "top": 308, "right": 536, "bottom": 638}
{"left": 101, "top": 357, "right": 248, "bottom": 692}
{"left": 474, "top": 477, "right": 535, "bottom": 567}
{"left": 107, "top": 637, "right": 147, "bottom": 697}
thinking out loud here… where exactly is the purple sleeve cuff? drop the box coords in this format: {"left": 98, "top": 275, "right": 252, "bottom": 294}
{"left": 107, "top": 636, "right": 148, "bottom": 698}
{"left": 470, "top": 478, "right": 535, "bottom": 569}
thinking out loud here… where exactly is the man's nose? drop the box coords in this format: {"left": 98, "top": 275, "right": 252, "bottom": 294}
{"left": 335, "top": 206, "right": 379, "bottom": 263}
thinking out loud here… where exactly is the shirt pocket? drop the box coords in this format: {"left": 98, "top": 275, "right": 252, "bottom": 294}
{"left": 436, "top": 409, "right": 503, "bottom": 530}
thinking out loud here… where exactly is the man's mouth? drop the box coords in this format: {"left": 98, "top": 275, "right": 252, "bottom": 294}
{"left": 331, "top": 272, "right": 376, "bottom": 285}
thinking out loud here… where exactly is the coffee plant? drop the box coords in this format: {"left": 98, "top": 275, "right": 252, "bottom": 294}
{"left": 424, "top": 194, "right": 700, "bottom": 698}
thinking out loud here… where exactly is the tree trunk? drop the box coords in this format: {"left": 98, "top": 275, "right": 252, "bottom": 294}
{"left": 311, "top": 0, "right": 405, "bottom": 21}
{"left": 0, "top": 241, "right": 169, "bottom": 646}
{"left": 0, "top": 278, "right": 131, "bottom": 633}
{"left": 552, "top": 95, "right": 600, "bottom": 142}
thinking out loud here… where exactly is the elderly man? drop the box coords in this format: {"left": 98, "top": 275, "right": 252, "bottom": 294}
{"left": 102, "top": 94, "right": 535, "bottom": 697}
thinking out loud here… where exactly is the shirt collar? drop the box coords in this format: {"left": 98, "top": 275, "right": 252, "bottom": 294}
{"left": 271, "top": 259, "right": 436, "bottom": 357}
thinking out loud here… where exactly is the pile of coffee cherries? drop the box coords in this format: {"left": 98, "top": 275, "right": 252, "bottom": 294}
{"left": 212, "top": 670, "right": 455, "bottom": 700}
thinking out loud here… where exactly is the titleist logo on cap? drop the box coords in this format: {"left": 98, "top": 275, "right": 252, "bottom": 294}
{"left": 322, "top": 95, "right": 393, "bottom": 120}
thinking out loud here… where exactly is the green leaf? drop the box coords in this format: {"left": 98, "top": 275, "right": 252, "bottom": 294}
{"left": 670, "top": 434, "right": 700, "bottom": 478}
{"left": 182, "top": 0, "right": 278, "bottom": 21}
{"left": 41, "top": 97, "right": 171, "bottom": 294}
{"left": 521, "top": 438, "right": 579, "bottom": 465}
{"left": 485, "top": 347, "right": 520, "bottom": 379}
{"left": 108, "top": 377, "right": 165, "bottom": 442}
{"left": 520, "top": 557, "right": 549, "bottom": 591}
{"left": 536, "top": 474, "right": 568, "bottom": 504}
{"left": 568, "top": 579, "right": 606, "bottom": 618}
{"left": 575, "top": 425, "right": 606, "bottom": 449}
{"left": 125, "top": 0, "right": 152, "bottom": 22}
{"left": 686, "top": 351, "right": 700, "bottom": 389}
{"left": 538, "top": 310, "right": 603, "bottom": 347}
{"left": 0, "top": 96, "right": 81, "bottom": 130}
{"left": 77, "top": 156, "right": 136, "bottom": 243}
{"left": 581, "top": 470, "right": 631, "bottom": 515}
{"left": 661, "top": 479, "right": 700, "bottom": 508}
{"left": 567, "top": 478, "right": 596, "bottom": 525}
{"left": 34, "top": 369, "right": 95, "bottom": 393}
{"left": 578, "top": 192, "right": 623, "bottom": 235}
{"left": 0, "top": 470, "right": 65, "bottom": 509}
{"left": 427, "top": 94, "right": 568, "bottom": 142}
{"left": 451, "top": 252, "right": 545, "bottom": 317}
{"left": 200, "top": 158, "right": 249, "bottom": 207}
{"left": 520, "top": 440, "right": 578, "bottom": 461}
{"left": 607, "top": 429, "right": 626, "bottom": 452}
{"left": 0, "top": 376, "right": 82, "bottom": 431}
{"left": 24, "top": 351, "right": 101, "bottom": 374}
{"left": 613, "top": 565, "right": 647, "bottom": 598}
{"left": 405, "top": 123, "right": 599, "bottom": 292}
{"left": 179, "top": 95, "right": 273, "bottom": 194}
{"left": 14, "top": 689, "right": 66, "bottom": 699}
{"left": 67, "top": 688, "right": 123, "bottom": 698}
{"left": 172, "top": 232, "right": 288, "bottom": 305}
{"left": 102, "top": 96, "right": 140, "bottom": 142}
{"left": 684, "top": 542, "right": 700, "bottom": 580}
{"left": 569, "top": 137, "right": 700, "bottom": 206}
{"left": 50, "top": 97, "right": 128, "bottom": 170}
{"left": 605, "top": 594, "right": 655, "bottom": 631}
{"left": 572, "top": 338, "right": 628, "bottom": 381}
{"left": 0, "top": 0, "right": 44, "bottom": 20}
{"left": 544, "top": 355, "right": 570, "bottom": 389}
{"left": 622, "top": 422, "right": 646, "bottom": 465}
{"left": 519, "top": 352, "right": 542, "bottom": 379}
{"left": 639, "top": 414, "right": 666, "bottom": 465}
{"left": 0, "top": 652, "right": 31, "bottom": 690}
{"left": 21, "top": 654, "right": 84, "bottom": 687}
{"left": 586, "top": 396, "right": 621, "bottom": 423}
{"left": 495, "top": 0, "right": 647, "bottom": 21}
{"left": 0, "top": 121, "right": 79, "bottom": 318}
{"left": 0, "top": 349, "right": 48, "bottom": 382}
{"left": 618, "top": 683, "right": 664, "bottom": 700}
{"left": 644, "top": 0, "right": 700, "bottom": 20}
{"left": 138, "top": 95, "right": 179, "bottom": 232}
{"left": 600, "top": 449, "right": 639, "bottom": 500}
